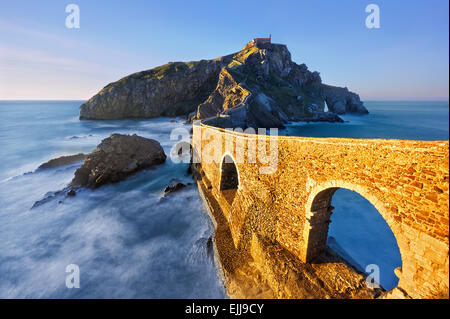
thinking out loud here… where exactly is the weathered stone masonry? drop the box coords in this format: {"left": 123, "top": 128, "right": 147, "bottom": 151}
{"left": 192, "top": 123, "right": 449, "bottom": 299}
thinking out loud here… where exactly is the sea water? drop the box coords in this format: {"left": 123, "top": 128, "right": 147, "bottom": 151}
{"left": 284, "top": 101, "right": 449, "bottom": 140}
{"left": 0, "top": 101, "right": 224, "bottom": 298}
{"left": 0, "top": 100, "right": 448, "bottom": 297}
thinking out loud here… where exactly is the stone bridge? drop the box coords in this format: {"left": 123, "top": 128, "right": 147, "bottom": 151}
{"left": 192, "top": 123, "right": 449, "bottom": 299}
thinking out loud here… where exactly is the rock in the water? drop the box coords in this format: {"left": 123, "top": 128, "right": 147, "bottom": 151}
{"left": 38, "top": 153, "right": 85, "bottom": 170}
{"left": 302, "top": 112, "right": 344, "bottom": 123}
{"left": 321, "top": 85, "right": 369, "bottom": 115}
{"left": 163, "top": 183, "right": 186, "bottom": 196}
{"left": 71, "top": 134, "right": 166, "bottom": 188}
{"left": 66, "top": 189, "right": 76, "bottom": 197}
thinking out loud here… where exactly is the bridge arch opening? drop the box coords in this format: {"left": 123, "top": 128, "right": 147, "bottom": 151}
{"left": 306, "top": 187, "right": 402, "bottom": 291}
{"left": 219, "top": 154, "right": 239, "bottom": 205}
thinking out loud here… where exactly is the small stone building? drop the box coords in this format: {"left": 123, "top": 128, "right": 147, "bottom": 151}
{"left": 252, "top": 34, "right": 271, "bottom": 45}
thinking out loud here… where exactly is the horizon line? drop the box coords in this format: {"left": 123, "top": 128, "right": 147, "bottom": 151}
{"left": 0, "top": 98, "right": 449, "bottom": 102}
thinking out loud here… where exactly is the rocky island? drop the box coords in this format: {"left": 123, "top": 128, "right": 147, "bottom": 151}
{"left": 79, "top": 40, "right": 368, "bottom": 128}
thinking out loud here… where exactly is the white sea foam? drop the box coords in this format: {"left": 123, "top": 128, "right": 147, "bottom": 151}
{"left": 0, "top": 168, "right": 224, "bottom": 298}
{"left": 0, "top": 104, "right": 222, "bottom": 298}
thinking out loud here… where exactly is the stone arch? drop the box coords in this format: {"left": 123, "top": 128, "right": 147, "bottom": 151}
{"left": 303, "top": 181, "right": 404, "bottom": 286}
{"left": 219, "top": 153, "right": 239, "bottom": 204}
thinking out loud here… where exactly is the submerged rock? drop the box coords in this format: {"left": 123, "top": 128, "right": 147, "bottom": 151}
{"left": 38, "top": 153, "right": 85, "bottom": 170}
{"left": 66, "top": 189, "right": 76, "bottom": 197}
{"left": 31, "top": 188, "right": 66, "bottom": 209}
{"left": 71, "top": 134, "right": 166, "bottom": 188}
{"left": 163, "top": 182, "right": 187, "bottom": 196}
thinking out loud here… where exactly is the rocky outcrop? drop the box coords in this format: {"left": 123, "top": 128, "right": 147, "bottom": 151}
{"left": 196, "top": 68, "right": 251, "bottom": 120}
{"left": 198, "top": 42, "right": 367, "bottom": 128}
{"left": 298, "top": 111, "right": 344, "bottom": 123}
{"left": 38, "top": 153, "right": 86, "bottom": 170}
{"left": 80, "top": 61, "right": 221, "bottom": 119}
{"left": 163, "top": 182, "right": 187, "bottom": 196}
{"left": 80, "top": 41, "right": 368, "bottom": 127}
{"left": 321, "top": 84, "right": 369, "bottom": 114}
{"left": 71, "top": 134, "right": 166, "bottom": 188}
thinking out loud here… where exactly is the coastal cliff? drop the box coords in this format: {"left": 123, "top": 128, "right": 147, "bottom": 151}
{"left": 80, "top": 60, "right": 222, "bottom": 119}
{"left": 80, "top": 41, "right": 368, "bottom": 127}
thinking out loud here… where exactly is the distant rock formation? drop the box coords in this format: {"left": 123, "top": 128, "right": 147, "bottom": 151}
{"left": 70, "top": 134, "right": 166, "bottom": 188}
{"left": 80, "top": 41, "right": 368, "bottom": 128}
{"left": 321, "top": 85, "right": 368, "bottom": 115}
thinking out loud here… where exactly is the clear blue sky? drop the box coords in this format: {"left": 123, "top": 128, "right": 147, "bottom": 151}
{"left": 0, "top": 0, "right": 448, "bottom": 100}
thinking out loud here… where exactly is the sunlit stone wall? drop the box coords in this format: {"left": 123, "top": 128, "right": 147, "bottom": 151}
{"left": 192, "top": 123, "right": 449, "bottom": 299}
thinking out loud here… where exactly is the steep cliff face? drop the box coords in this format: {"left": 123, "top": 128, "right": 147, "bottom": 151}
{"left": 80, "top": 41, "right": 368, "bottom": 126}
{"left": 205, "top": 42, "right": 348, "bottom": 128}
{"left": 80, "top": 60, "right": 221, "bottom": 119}
{"left": 196, "top": 68, "right": 251, "bottom": 119}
